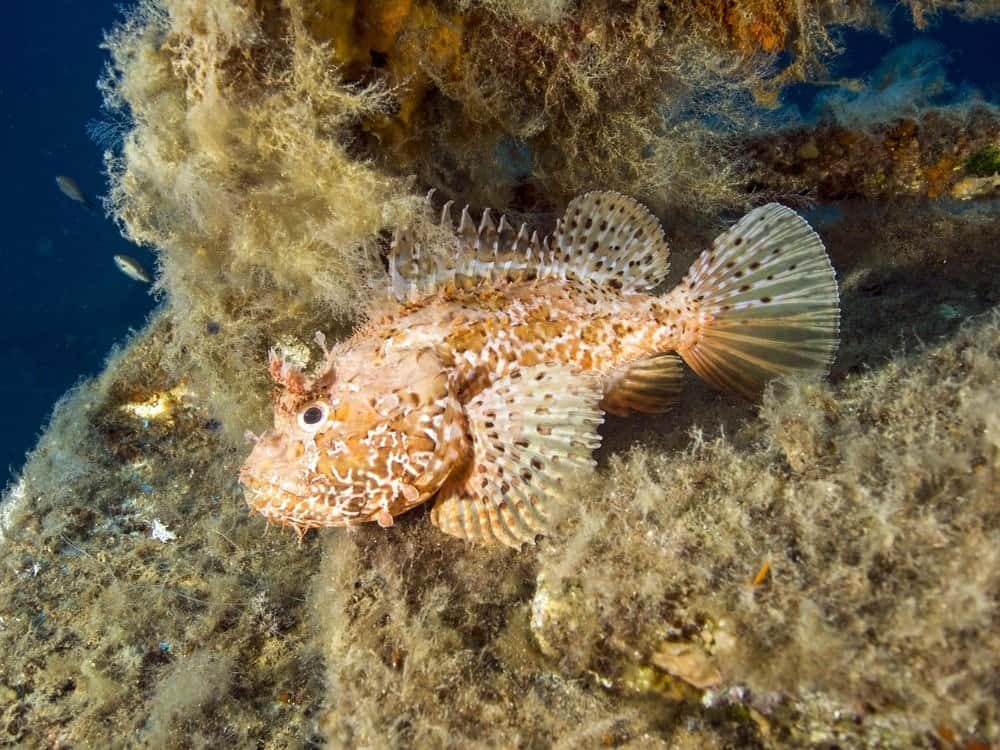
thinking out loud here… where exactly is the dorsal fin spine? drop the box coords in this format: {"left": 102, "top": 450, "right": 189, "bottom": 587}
{"left": 440, "top": 200, "right": 454, "bottom": 226}
{"left": 515, "top": 223, "right": 529, "bottom": 253}
{"left": 478, "top": 207, "right": 494, "bottom": 235}
{"left": 388, "top": 191, "right": 671, "bottom": 301}
{"left": 497, "top": 214, "right": 512, "bottom": 237}
{"left": 529, "top": 230, "right": 541, "bottom": 264}
{"left": 458, "top": 205, "right": 475, "bottom": 238}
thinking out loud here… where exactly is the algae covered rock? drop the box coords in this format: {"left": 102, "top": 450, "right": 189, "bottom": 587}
{"left": 0, "top": 317, "right": 326, "bottom": 747}
{"left": 2, "top": 0, "right": 1000, "bottom": 747}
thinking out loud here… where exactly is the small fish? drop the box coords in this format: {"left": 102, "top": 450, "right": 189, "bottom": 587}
{"left": 113, "top": 254, "right": 152, "bottom": 283}
{"left": 240, "top": 192, "right": 840, "bottom": 547}
{"left": 55, "top": 175, "right": 95, "bottom": 210}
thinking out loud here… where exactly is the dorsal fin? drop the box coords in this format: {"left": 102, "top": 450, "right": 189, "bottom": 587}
{"left": 550, "top": 191, "right": 670, "bottom": 292}
{"left": 389, "top": 225, "right": 466, "bottom": 301}
{"left": 388, "top": 202, "right": 550, "bottom": 302}
{"left": 387, "top": 191, "right": 670, "bottom": 301}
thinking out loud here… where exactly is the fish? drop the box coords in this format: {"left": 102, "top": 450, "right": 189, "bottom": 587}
{"left": 55, "top": 175, "right": 95, "bottom": 211}
{"left": 113, "top": 254, "right": 152, "bottom": 283}
{"left": 239, "top": 191, "right": 839, "bottom": 547}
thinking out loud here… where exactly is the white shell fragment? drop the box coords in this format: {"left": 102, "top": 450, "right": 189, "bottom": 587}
{"left": 150, "top": 518, "right": 177, "bottom": 543}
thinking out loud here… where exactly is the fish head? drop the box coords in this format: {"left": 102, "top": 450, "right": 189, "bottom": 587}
{"left": 239, "top": 346, "right": 467, "bottom": 536}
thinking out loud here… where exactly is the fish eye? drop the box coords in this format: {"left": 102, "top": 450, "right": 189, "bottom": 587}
{"left": 298, "top": 403, "right": 328, "bottom": 431}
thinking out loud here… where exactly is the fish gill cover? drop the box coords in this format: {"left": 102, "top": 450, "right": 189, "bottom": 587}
{"left": 0, "top": 0, "right": 998, "bottom": 747}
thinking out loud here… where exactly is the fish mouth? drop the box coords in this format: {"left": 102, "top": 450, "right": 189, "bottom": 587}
{"left": 238, "top": 468, "right": 364, "bottom": 530}
{"left": 239, "top": 471, "right": 308, "bottom": 506}
{"left": 240, "top": 472, "right": 305, "bottom": 499}
{"left": 238, "top": 473, "right": 320, "bottom": 533}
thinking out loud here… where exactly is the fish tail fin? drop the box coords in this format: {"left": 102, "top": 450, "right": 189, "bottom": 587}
{"left": 669, "top": 204, "right": 840, "bottom": 400}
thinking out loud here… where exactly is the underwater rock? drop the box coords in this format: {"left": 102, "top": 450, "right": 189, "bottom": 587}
{"left": 7, "top": 188, "right": 999, "bottom": 750}
{"left": 950, "top": 173, "right": 1000, "bottom": 200}
{"left": 0, "top": 318, "right": 325, "bottom": 746}
{"left": 745, "top": 107, "right": 1000, "bottom": 201}
{"left": 651, "top": 641, "right": 723, "bottom": 691}
{"left": 5, "top": 0, "right": 1000, "bottom": 747}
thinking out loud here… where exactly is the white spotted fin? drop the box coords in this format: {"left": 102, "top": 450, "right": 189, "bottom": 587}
{"left": 430, "top": 365, "right": 604, "bottom": 548}
{"left": 551, "top": 191, "right": 670, "bottom": 291}
{"left": 673, "top": 203, "right": 840, "bottom": 400}
{"left": 388, "top": 191, "right": 670, "bottom": 301}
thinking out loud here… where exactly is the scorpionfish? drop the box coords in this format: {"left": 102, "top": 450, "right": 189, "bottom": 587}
{"left": 239, "top": 192, "right": 839, "bottom": 547}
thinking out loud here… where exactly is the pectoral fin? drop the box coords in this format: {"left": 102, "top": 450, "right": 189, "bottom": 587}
{"left": 430, "top": 365, "right": 604, "bottom": 548}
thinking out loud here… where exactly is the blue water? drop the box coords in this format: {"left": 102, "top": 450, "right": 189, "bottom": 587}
{"left": 1, "top": 2, "right": 157, "bottom": 480}
{"left": 778, "top": 8, "right": 1000, "bottom": 122}
{"left": 0, "top": 2, "right": 996, "bottom": 483}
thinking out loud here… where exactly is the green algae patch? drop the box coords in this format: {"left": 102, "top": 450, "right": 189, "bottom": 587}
{"left": 747, "top": 109, "right": 1000, "bottom": 201}
{"left": 965, "top": 144, "right": 1000, "bottom": 176}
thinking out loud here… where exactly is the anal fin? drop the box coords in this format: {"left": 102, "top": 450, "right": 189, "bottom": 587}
{"left": 602, "top": 353, "right": 684, "bottom": 417}
{"left": 430, "top": 365, "right": 604, "bottom": 548}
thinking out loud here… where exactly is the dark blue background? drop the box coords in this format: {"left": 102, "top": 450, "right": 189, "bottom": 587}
{"left": 0, "top": 3, "right": 996, "bottom": 483}
{"left": 1, "top": 2, "right": 158, "bottom": 482}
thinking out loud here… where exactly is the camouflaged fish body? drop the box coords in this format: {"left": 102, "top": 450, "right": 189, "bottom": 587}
{"left": 239, "top": 192, "right": 840, "bottom": 547}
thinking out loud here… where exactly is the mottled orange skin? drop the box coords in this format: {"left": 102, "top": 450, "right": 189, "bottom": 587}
{"left": 239, "top": 276, "right": 698, "bottom": 537}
